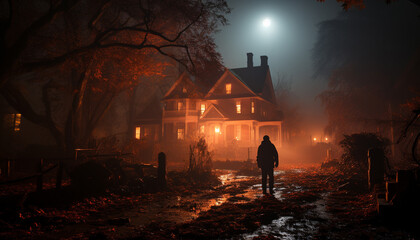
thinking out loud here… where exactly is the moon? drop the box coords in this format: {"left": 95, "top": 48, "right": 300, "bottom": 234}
{"left": 262, "top": 18, "right": 271, "bottom": 27}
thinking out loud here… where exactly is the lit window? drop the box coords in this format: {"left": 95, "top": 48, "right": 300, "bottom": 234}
{"left": 236, "top": 101, "right": 241, "bottom": 114}
{"left": 182, "top": 87, "right": 187, "bottom": 93}
{"left": 251, "top": 101, "right": 255, "bottom": 114}
{"left": 14, "top": 113, "right": 21, "bottom": 131}
{"left": 226, "top": 83, "right": 231, "bottom": 94}
{"left": 135, "top": 127, "right": 141, "bottom": 139}
{"left": 201, "top": 104, "right": 206, "bottom": 115}
{"left": 235, "top": 125, "right": 241, "bottom": 140}
{"left": 177, "top": 128, "right": 184, "bottom": 140}
{"left": 7, "top": 113, "right": 22, "bottom": 132}
{"left": 200, "top": 125, "right": 205, "bottom": 133}
{"left": 177, "top": 101, "right": 183, "bottom": 111}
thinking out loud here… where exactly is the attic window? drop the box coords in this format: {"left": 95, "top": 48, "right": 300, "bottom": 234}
{"left": 201, "top": 104, "right": 206, "bottom": 115}
{"left": 236, "top": 101, "right": 241, "bottom": 114}
{"left": 226, "top": 83, "right": 231, "bottom": 94}
{"left": 182, "top": 87, "right": 187, "bottom": 93}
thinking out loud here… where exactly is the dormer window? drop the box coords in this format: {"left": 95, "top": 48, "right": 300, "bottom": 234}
{"left": 182, "top": 87, "right": 187, "bottom": 93}
{"left": 236, "top": 101, "right": 241, "bottom": 114}
{"left": 200, "top": 104, "right": 206, "bottom": 115}
{"left": 225, "top": 83, "right": 231, "bottom": 94}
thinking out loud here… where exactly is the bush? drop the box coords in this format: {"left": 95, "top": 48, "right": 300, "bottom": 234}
{"left": 339, "top": 133, "right": 390, "bottom": 172}
{"left": 188, "top": 137, "right": 213, "bottom": 180}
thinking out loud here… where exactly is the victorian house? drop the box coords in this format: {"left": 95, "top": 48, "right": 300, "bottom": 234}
{"left": 135, "top": 53, "right": 283, "bottom": 162}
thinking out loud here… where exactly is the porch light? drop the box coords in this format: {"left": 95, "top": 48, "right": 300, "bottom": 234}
{"left": 215, "top": 127, "right": 220, "bottom": 134}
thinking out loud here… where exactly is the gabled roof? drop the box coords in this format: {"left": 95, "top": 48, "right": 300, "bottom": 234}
{"left": 229, "top": 65, "right": 276, "bottom": 103}
{"left": 163, "top": 72, "right": 204, "bottom": 100}
{"left": 205, "top": 69, "right": 258, "bottom": 99}
{"left": 230, "top": 66, "right": 268, "bottom": 94}
{"left": 200, "top": 104, "right": 227, "bottom": 120}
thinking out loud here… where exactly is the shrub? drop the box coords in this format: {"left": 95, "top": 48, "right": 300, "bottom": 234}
{"left": 339, "top": 133, "right": 390, "bottom": 172}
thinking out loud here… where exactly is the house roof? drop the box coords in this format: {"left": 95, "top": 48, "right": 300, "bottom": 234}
{"left": 229, "top": 65, "right": 276, "bottom": 103}
{"left": 163, "top": 72, "right": 204, "bottom": 100}
{"left": 229, "top": 66, "right": 268, "bottom": 94}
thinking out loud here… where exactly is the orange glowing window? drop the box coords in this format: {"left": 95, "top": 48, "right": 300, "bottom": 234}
{"left": 182, "top": 87, "right": 187, "bottom": 93}
{"left": 135, "top": 127, "right": 141, "bottom": 139}
{"left": 14, "top": 113, "right": 21, "bottom": 131}
{"left": 226, "top": 83, "right": 232, "bottom": 94}
{"left": 8, "top": 113, "right": 21, "bottom": 132}
{"left": 201, "top": 104, "right": 206, "bottom": 115}
{"left": 177, "top": 128, "right": 184, "bottom": 140}
{"left": 236, "top": 101, "right": 241, "bottom": 114}
{"left": 177, "top": 101, "right": 183, "bottom": 111}
{"left": 200, "top": 125, "right": 205, "bottom": 133}
{"left": 251, "top": 101, "right": 255, "bottom": 114}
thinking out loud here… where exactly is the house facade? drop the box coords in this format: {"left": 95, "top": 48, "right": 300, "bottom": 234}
{"left": 135, "top": 53, "right": 283, "bottom": 162}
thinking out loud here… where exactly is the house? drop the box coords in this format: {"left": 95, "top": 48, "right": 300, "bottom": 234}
{"left": 135, "top": 53, "right": 283, "bottom": 162}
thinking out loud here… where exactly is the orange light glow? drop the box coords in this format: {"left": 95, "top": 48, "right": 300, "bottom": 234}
{"left": 215, "top": 127, "right": 220, "bottom": 133}
{"left": 313, "top": 137, "right": 317, "bottom": 141}
{"left": 325, "top": 137, "right": 328, "bottom": 141}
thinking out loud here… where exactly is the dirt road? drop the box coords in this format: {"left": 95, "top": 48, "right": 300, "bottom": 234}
{"left": 0, "top": 168, "right": 416, "bottom": 239}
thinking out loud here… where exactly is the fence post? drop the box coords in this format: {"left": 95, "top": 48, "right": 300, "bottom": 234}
{"left": 56, "top": 158, "right": 63, "bottom": 189}
{"left": 7, "top": 159, "right": 11, "bottom": 177}
{"left": 37, "top": 158, "right": 43, "bottom": 192}
{"left": 157, "top": 152, "right": 166, "bottom": 190}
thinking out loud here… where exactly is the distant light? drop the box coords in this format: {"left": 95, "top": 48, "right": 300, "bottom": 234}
{"left": 313, "top": 137, "right": 317, "bottom": 141}
{"left": 325, "top": 137, "right": 328, "bottom": 141}
{"left": 262, "top": 18, "right": 271, "bottom": 28}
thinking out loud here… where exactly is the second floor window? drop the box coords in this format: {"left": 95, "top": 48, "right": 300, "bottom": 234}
{"left": 177, "top": 128, "right": 184, "bottom": 140}
{"left": 177, "top": 101, "right": 183, "bottom": 111}
{"left": 226, "top": 83, "right": 231, "bottom": 94}
{"left": 251, "top": 101, "right": 255, "bottom": 114}
{"left": 135, "top": 127, "right": 141, "bottom": 139}
{"left": 236, "top": 101, "right": 241, "bottom": 114}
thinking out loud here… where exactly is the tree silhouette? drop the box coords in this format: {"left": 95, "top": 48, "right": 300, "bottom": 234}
{"left": 0, "top": 0, "right": 230, "bottom": 152}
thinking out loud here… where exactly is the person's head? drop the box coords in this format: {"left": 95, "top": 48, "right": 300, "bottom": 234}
{"left": 263, "top": 135, "right": 270, "bottom": 141}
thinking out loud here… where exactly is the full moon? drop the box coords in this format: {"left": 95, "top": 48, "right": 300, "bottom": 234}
{"left": 262, "top": 18, "right": 271, "bottom": 27}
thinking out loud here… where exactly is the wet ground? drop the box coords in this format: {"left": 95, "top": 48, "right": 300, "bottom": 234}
{"left": 0, "top": 168, "right": 417, "bottom": 239}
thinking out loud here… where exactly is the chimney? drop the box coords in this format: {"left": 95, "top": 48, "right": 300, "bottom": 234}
{"left": 247, "top": 52, "right": 253, "bottom": 68}
{"left": 261, "top": 55, "right": 268, "bottom": 67}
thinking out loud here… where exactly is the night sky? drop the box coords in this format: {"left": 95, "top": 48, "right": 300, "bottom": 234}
{"left": 215, "top": 0, "right": 420, "bottom": 135}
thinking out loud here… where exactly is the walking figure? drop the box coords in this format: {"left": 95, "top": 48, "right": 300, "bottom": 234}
{"left": 257, "top": 135, "right": 278, "bottom": 195}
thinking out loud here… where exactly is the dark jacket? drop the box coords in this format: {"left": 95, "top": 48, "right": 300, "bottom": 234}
{"left": 257, "top": 140, "right": 278, "bottom": 169}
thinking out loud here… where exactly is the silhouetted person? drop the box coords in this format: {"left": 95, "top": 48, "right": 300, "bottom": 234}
{"left": 257, "top": 135, "right": 278, "bottom": 195}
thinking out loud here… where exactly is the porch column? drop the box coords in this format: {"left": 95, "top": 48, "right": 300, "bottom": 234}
{"left": 278, "top": 122, "right": 282, "bottom": 148}
{"left": 223, "top": 123, "right": 227, "bottom": 147}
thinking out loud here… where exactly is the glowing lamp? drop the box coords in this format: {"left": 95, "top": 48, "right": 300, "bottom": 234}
{"left": 325, "top": 137, "right": 328, "bottom": 141}
{"left": 215, "top": 127, "right": 220, "bottom": 133}
{"left": 313, "top": 137, "right": 317, "bottom": 141}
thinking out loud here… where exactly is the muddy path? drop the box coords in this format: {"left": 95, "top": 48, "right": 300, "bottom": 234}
{"left": 1, "top": 168, "right": 416, "bottom": 239}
